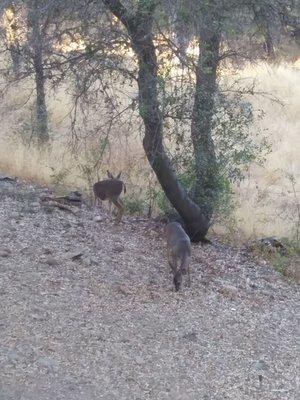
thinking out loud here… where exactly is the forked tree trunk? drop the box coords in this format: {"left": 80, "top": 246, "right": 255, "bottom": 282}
{"left": 103, "top": 0, "right": 210, "bottom": 242}
{"left": 191, "top": 24, "right": 220, "bottom": 220}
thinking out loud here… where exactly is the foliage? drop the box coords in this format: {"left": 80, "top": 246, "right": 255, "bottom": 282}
{"left": 123, "top": 195, "right": 145, "bottom": 215}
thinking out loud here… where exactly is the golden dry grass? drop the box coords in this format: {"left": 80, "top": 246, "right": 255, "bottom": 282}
{"left": 0, "top": 61, "right": 299, "bottom": 239}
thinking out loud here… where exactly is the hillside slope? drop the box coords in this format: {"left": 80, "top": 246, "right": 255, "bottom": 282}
{"left": 0, "top": 178, "right": 298, "bottom": 400}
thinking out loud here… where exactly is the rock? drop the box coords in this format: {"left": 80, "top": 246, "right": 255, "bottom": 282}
{"left": 90, "top": 256, "right": 99, "bottom": 265}
{"left": 38, "top": 356, "right": 58, "bottom": 369}
{"left": 10, "top": 211, "right": 21, "bottom": 220}
{"left": 65, "top": 191, "right": 83, "bottom": 205}
{"left": 182, "top": 331, "right": 198, "bottom": 342}
{"left": 218, "top": 284, "right": 238, "bottom": 300}
{"left": 30, "top": 201, "right": 40, "bottom": 208}
{"left": 69, "top": 249, "right": 85, "bottom": 260}
{"left": 2, "top": 223, "right": 17, "bottom": 232}
{"left": 0, "top": 175, "right": 17, "bottom": 183}
{"left": 112, "top": 245, "right": 125, "bottom": 253}
{"left": 81, "top": 256, "right": 98, "bottom": 266}
{"left": 254, "top": 359, "right": 269, "bottom": 371}
{"left": 20, "top": 246, "right": 30, "bottom": 255}
{"left": 63, "top": 221, "right": 72, "bottom": 229}
{"left": 0, "top": 249, "right": 11, "bottom": 258}
{"left": 22, "top": 206, "right": 38, "bottom": 214}
{"left": 43, "top": 205, "right": 54, "bottom": 214}
{"left": 82, "top": 256, "right": 92, "bottom": 266}
{"left": 44, "top": 256, "right": 59, "bottom": 266}
{"left": 94, "top": 215, "right": 103, "bottom": 222}
{"left": 42, "top": 247, "right": 52, "bottom": 255}
{"left": 256, "top": 237, "right": 287, "bottom": 255}
{"left": 6, "top": 350, "right": 19, "bottom": 362}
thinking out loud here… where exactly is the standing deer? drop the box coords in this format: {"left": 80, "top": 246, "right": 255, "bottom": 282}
{"left": 166, "top": 221, "right": 192, "bottom": 291}
{"left": 93, "top": 171, "right": 126, "bottom": 224}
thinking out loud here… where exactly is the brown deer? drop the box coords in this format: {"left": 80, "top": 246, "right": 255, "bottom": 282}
{"left": 166, "top": 221, "right": 192, "bottom": 291}
{"left": 93, "top": 171, "right": 126, "bottom": 224}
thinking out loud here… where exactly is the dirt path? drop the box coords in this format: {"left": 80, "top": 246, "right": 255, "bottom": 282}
{"left": 0, "top": 179, "right": 299, "bottom": 400}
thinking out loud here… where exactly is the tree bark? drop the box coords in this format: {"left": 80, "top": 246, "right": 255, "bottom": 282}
{"left": 102, "top": 0, "right": 210, "bottom": 241}
{"left": 27, "top": 0, "right": 49, "bottom": 143}
{"left": 6, "top": 3, "right": 21, "bottom": 75}
{"left": 191, "top": 23, "right": 220, "bottom": 220}
{"left": 254, "top": 3, "right": 282, "bottom": 61}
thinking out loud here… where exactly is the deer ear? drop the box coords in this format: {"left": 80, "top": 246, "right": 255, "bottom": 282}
{"left": 117, "top": 172, "right": 122, "bottom": 179}
{"left": 107, "top": 170, "right": 113, "bottom": 179}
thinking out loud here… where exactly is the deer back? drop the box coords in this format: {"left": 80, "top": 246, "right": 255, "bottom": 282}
{"left": 166, "top": 222, "right": 191, "bottom": 256}
{"left": 93, "top": 179, "right": 124, "bottom": 200}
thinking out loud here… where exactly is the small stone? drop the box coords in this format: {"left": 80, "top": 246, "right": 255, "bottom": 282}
{"left": 10, "top": 211, "right": 21, "bottom": 219}
{"left": 20, "top": 246, "right": 30, "bottom": 255}
{"left": 30, "top": 201, "right": 40, "bottom": 208}
{"left": 38, "top": 356, "right": 58, "bottom": 369}
{"left": 94, "top": 216, "right": 103, "bottom": 222}
{"left": 23, "top": 206, "right": 38, "bottom": 214}
{"left": 82, "top": 256, "right": 92, "bottom": 266}
{"left": 63, "top": 221, "right": 72, "bottom": 229}
{"left": 44, "top": 256, "right": 59, "bottom": 266}
{"left": 89, "top": 256, "right": 99, "bottom": 265}
{"left": 3, "top": 223, "right": 17, "bottom": 232}
{"left": 182, "top": 331, "right": 198, "bottom": 342}
{"left": 0, "top": 249, "right": 11, "bottom": 258}
{"left": 254, "top": 359, "right": 269, "bottom": 371}
{"left": 43, "top": 247, "right": 52, "bottom": 255}
{"left": 112, "top": 245, "right": 125, "bottom": 253}
{"left": 70, "top": 249, "right": 85, "bottom": 260}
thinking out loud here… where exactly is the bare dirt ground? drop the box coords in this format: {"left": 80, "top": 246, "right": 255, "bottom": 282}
{"left": 0, "top": 178, "right": 299, "bottom": 400}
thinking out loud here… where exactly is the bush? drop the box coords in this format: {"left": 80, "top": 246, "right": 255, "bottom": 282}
{"left": 123, "top": 195, "right": 145, "bottom": 215}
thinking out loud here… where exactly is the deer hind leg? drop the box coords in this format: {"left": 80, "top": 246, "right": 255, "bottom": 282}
{"left": 112, "top": 197, "right": 124, "bottom": 224}
{"left": 168, "top": 251, "right": 177, "bottom": 274}
{"left": 181, "top": 254, "right": 191, "bottom": 287}
{"left": 94, "top": 195, "right": 100, "bottom": 209}
{"left": 173, "top": 270, "right": 182, "bottom": 291}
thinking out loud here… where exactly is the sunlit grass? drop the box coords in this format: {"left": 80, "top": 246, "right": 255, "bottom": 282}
{"left": 0, "top": 61, "right": 299, "bottom": 240}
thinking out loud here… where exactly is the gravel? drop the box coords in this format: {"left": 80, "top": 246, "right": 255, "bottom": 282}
{"left": 0, "top": 179, "right": 299, "bottom": 400}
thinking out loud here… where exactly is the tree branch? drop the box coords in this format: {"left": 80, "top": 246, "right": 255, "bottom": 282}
{"left": 101, "top": 0, "right": 134, "bottom": 31}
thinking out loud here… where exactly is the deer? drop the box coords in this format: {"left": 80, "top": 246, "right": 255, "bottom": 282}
{"left": 93, "top": 171, "right": 126, "bottom": 224}
{"left": 165, "top": 221, "right": 192, "bottom": 291}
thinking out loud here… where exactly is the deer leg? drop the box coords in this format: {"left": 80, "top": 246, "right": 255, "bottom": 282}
{"left": 181, "top": 254, "right": 191, "bottom": 288}
{"left": 167, "top": 248, "right": 173, "bottom": 273}
{"left": 93, "top": 195, "right": 98, "bottom": 208}
{"left": 169, "top": 253, "right": 177, "bottom": 275}
{"left": 173, "top": 270, "right": 182, "bottom": 292}
{"left": 187, "top": 264, "right": 191, "bottom": 287}
{"left": 112, "top": 197, "right": 124, "bottom": 224}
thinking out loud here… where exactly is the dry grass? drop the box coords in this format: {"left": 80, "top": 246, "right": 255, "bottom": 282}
{"left": 0, "top": 61, "right": 299, "bottom": 239}
{"left": 234, "top": 62, "right": 300, "bottom": 239}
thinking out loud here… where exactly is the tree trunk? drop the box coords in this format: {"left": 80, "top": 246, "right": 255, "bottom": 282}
{"left": 102, "top": 0, "right": 210, "bottom": 241}
{"left": 5, "top": 3, "right": 21, "bottom": 74}
{"left": 191, "top": 24, "right": 220, "bottom": 220}
{"left": 27, "top": 0, "right": 49, "bottom": 143}
{"left": 254, "top": 4, "right": 282, "bottom": 61}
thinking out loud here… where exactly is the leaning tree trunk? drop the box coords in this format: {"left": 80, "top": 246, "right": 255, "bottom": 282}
{"left": 27, "top": 0, "right": 49, "bottom": 144}
{"left": 191, "top": 23, "right": 220, "bottom": 221}
{"left": 102, "top": 0, "right": 209, "bottom": 242}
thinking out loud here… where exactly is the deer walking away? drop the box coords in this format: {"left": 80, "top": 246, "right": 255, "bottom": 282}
{"left": 166, "top": 221, "right": 192, "bottom": 291}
